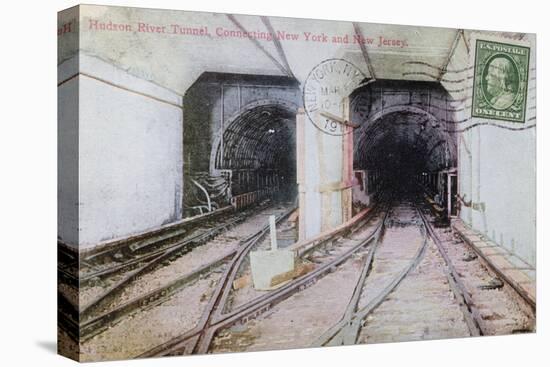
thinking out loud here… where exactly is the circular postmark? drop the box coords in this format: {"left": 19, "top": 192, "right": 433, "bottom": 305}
{"left": 481, "top": 53, "right": 520, "bottom": 110}
{"left": 303, "top": 58, "right": 367, "bottom": 135}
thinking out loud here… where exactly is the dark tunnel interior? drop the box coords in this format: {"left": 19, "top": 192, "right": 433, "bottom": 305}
{"left": 351, "top": 81, "right": 458, "bottom": 198}
{"left": 215, "top": 103, "right": 297, "bottom": 203}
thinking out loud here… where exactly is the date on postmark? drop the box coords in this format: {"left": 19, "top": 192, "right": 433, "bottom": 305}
{"left": 303, "top": 58, "right": 366, "bottom": 135}
{"left": 471, "top": 39, "right": 530, "bottom": 123}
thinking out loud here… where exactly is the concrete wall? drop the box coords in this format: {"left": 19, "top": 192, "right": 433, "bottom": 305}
{"left": 459, "top": 122, "right": 536, "bottom": 267}
{"left": 58, "top": 54, "right": 184, "bottom": 249}
{"left": 456, "top": 35, "right": 536, "bottom": 267}
{"left": 58, "top": 6, "right": 80, "bottom": 249}
{"left": 58, "top": 72, "right": 79, "bottom": 248}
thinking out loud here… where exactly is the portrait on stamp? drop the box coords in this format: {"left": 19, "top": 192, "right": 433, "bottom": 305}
{"left": 472, "top": 39, "right": 530, "bottom": 123}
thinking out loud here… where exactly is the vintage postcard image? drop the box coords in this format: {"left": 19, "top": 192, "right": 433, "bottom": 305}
{"left": 57, "top": 5, "right": 536, "bottom": 362}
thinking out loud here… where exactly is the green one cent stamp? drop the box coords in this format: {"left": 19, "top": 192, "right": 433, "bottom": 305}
{"left": 472, "top": 39, "right": 530, "bottom": 123}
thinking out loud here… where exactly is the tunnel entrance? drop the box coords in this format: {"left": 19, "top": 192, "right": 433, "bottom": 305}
{"left": 182, "top": 73, "right": 300, "bottom": 217}
{"left": 212, "top": 102, "right": 297, "bottom": 208}
{"left": 351, "top": 80, "right": 458, "bottom": 212}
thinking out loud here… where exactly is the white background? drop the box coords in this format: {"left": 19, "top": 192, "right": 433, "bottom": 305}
{"left": 0, "top": 0, "right": 547, "bottom": 366}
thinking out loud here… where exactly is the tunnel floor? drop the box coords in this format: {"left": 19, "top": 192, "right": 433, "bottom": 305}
{"left": 58, "top": 190, "right": 534, "bottom": 360}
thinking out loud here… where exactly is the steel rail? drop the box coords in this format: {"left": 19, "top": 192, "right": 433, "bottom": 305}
{"left": 311, "top": 207, "right": 389, "bottom": 347}
{"left": 79, "top": 250, "right": 236, "bottom": 340}
{"left": 78, "top": 213, "right": 252, "bottom": 319}
{"left": 315, "top": 202, "right": 483, "bottom": 347}
{"left": 312, "top": 204, "right": 428, "bottom": 346}
{"left": 182, "top": 206, "right": 297, "bottom": 355}
{"left": 58, "top": 204, "right": 296, "bottom": 344}
{"left": 138, "top": 205, "right": 387, "bottom": 358}
{"left": 417, "top": 206, "right": 484, "bottom": 336}
{"left": 138, "top": 206, "right": 296, "bottom": 357}
{"left": 82, "top": 206, "right": 233, "bottom": 263}
{"left": 78, "top": 207, "right": 245, "bottom": 284}
{"left": 79, "top": 205, "right": 298, "bottom": 339}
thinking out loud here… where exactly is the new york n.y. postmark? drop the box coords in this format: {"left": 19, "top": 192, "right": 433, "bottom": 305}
{"left": 303, "top": 58, "right": 367, "bottom": 135}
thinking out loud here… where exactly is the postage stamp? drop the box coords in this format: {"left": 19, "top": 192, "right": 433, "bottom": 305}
{"left": 471, "top": 39, "right": 530, "bottom": 123}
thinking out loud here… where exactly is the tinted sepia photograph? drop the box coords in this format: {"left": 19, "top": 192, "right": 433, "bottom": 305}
{"left": 57, "top": 4, "right": 536, "bottom": 362}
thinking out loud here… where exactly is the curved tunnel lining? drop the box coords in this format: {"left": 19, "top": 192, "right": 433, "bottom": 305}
{"left": 213, "top": 103, "right": 297, "bottom": 199}
{"left": 354, "top": 107, "right": 457, "bottom": 175}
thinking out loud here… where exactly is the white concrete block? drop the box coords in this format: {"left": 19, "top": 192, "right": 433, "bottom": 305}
{"left": 250, "top": 250, "right": 295, "bottom": 290}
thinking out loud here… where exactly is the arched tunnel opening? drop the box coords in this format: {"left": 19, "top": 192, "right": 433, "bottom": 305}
{"left": 182, "top": 72, "right": 300, "bottom": 217}
{"left": 351, "top": 80, "right": 457, "bottom": 210}
{"left": 214, "top": 103, "right": 297, "bottom": 205}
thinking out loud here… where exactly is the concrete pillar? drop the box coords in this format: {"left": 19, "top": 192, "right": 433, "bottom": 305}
{"left": 297, "top": 99, "right": 354, "bottom": 241}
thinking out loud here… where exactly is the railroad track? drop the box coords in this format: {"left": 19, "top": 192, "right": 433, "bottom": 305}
{"left": 58, "top": 204, "right": 271, "bottom": 296}
{"left": 58, "top": 201, "right": 290, "bottom": 341}
{"left": 139, "top": 202, "right": 389, "bottom": 357}
{"left": 62, "top": 194, "right": 534, "bottom": 359}
{"left": 78, "top": 205, "right": 255, "bottom": 285}
{"left": 78, "top": 202, "right": 279, "bottom": 315}
{"left": 58, "top": 243, "right": 79, "bottom": 285}
{"left": 312, "top": 201, "right": 482, "bottom": 347}
{"left": 75, "top": 204, "right": 297, "bottom": 342}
